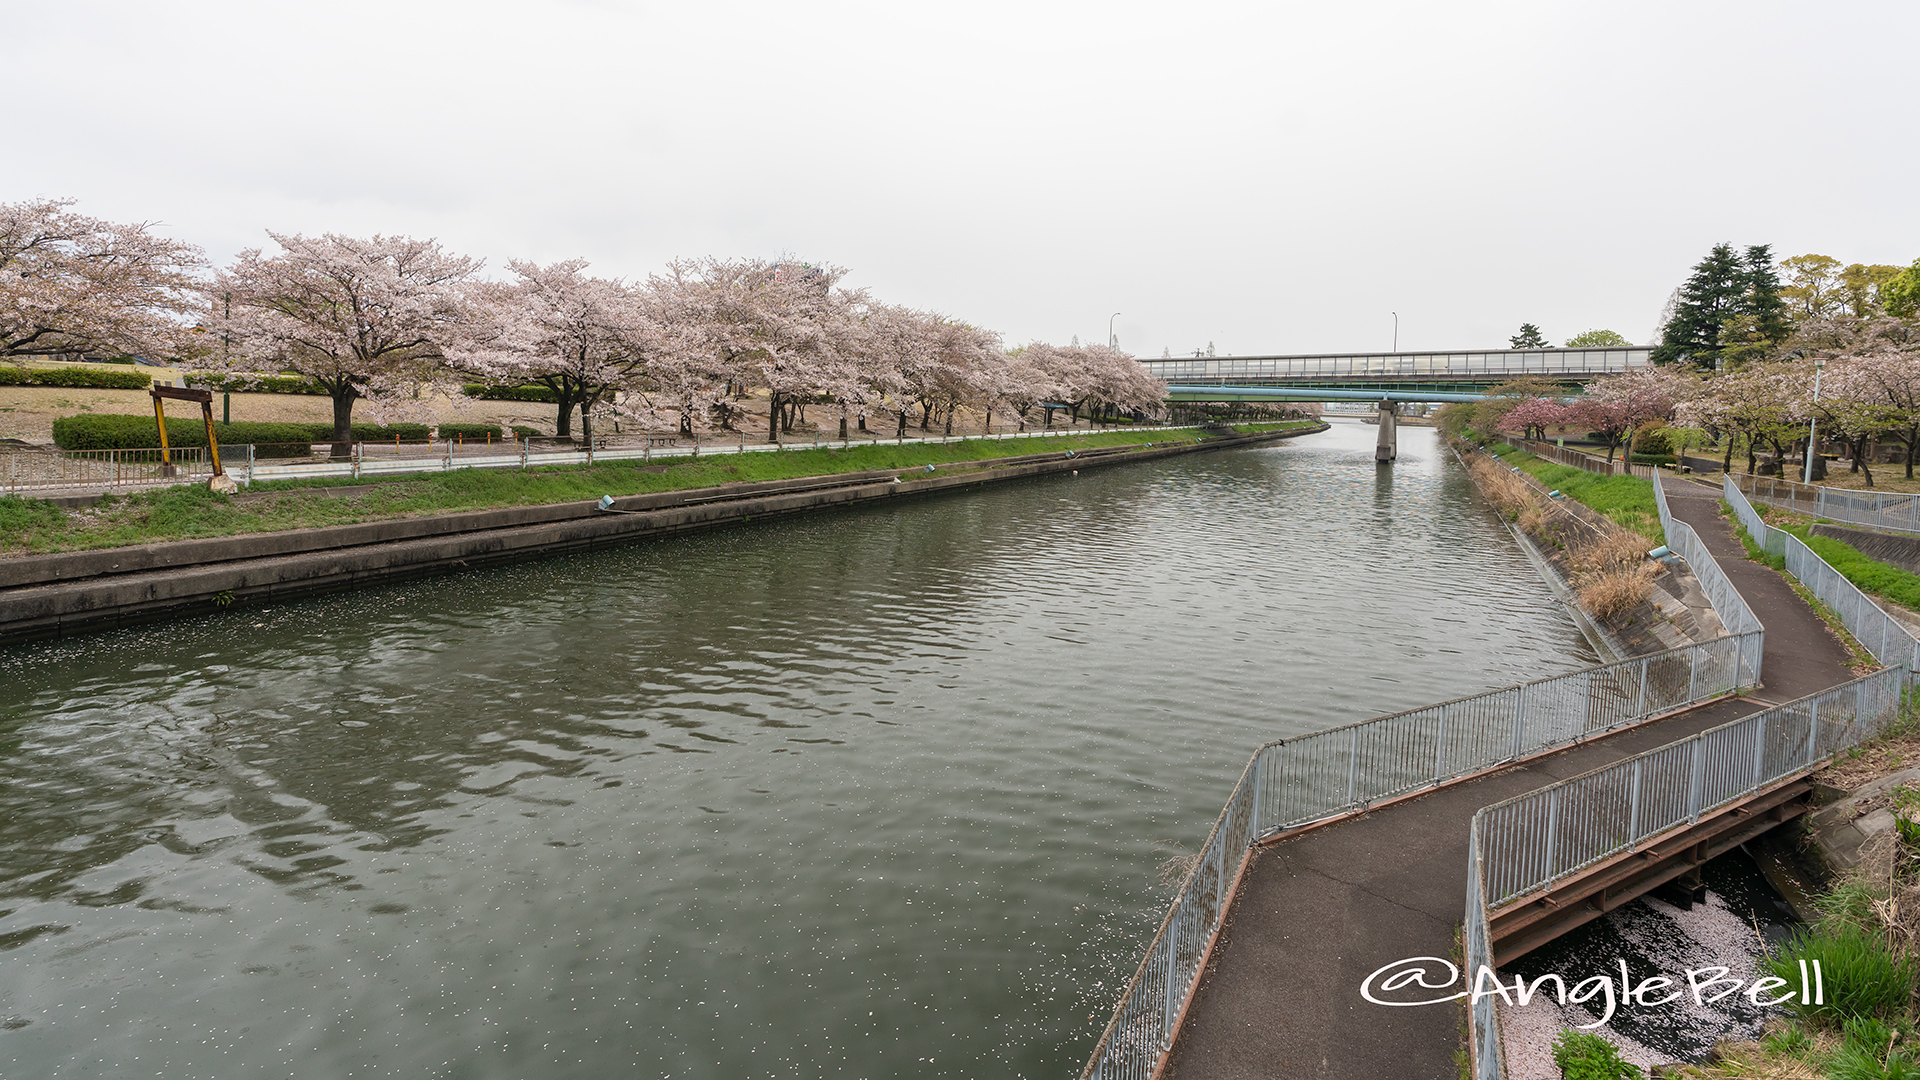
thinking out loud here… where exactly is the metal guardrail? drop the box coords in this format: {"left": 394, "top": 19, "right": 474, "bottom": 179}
{"left": 0, "top": 445, "right": 220, "bottom": 491}
{"left": 1465, "top": 666, "right": 1912, "bottom": 1077}
{"left": 1080, "top": 634, "right": 1761, "bottom": 1080}
{"left": 1142, "top": 347, "right": 1651, "bottom": 384}
{"left": 1654, "top": 474, "right": 1766, "bottom": 668}
{"left": 1724, "top": 476, "right": 1920, "bottom": 673}
{"left": 1515, "top": 439, "right": 1660, "bottom": 480}
{"left": 1733, "top": 472, "right": 1920, "bottom": 536}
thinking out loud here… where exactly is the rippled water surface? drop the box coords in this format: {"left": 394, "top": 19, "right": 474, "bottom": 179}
{"left": 0, "top": 422, "right": 1598, "bottom": 1078}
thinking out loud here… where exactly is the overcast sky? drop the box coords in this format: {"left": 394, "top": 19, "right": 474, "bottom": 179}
{"left": 13, "top": 0, "right": 1917, "bottom": 357}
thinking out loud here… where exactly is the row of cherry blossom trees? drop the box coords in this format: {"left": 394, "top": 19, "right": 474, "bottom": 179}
{"left": 3, "top": 199, "right": 1167, "bottom": 444}
{"left": 208, "top": 239, "right": 1166, "bottom": 444}
{"left": 1478, "top": 315, "right": 1920, "bottom": 485}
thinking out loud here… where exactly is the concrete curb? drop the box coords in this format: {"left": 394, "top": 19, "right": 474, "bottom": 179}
{"left": 0, "top": 426, "right": 1327, "bottom": 645}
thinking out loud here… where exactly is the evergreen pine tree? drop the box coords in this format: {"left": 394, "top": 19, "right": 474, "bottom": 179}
{"left": 1509, "top": 323, "right": 1548, "bottom": 348}
{"left": 1743, "top": 244, "right": 1791, "bottom": 343}
{"left": 1652, "top": 243, "right": 1746, "bottom": 368}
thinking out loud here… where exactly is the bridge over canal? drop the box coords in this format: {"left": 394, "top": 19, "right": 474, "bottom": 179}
{"left": 1083, "top": 467, "right": 1913, "bottom": 1080}
{"left": 1143, "top": 347, "right": 1652, "bottom": 463}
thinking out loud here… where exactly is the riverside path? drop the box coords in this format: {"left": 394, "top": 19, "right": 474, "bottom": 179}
{"left": 1159, "top": 476, "right": 1860, "bottom": 1080}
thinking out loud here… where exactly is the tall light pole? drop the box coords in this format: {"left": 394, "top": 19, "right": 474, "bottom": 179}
{"left": 1392, "top": 312, "right": 1398, "bottom": 352}
{"left": 1804, "top": 355, "right": 1828, "bottom": 485}
{"left": 1109, "top": 313, "right": 1121, "bottom": 349}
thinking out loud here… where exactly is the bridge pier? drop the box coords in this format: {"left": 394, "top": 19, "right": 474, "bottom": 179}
{"left": 1374, "top": 401, "right": 1397, "bottom": 462}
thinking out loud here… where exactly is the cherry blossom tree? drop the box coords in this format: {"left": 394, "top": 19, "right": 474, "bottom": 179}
{"left": 455, "top": 259, "right": 655, "bottom": 441}
{"left": 1569, "top": 366, "right": 1682, "bottom": 462}
{"left": 1, "top": 197, "right": 206, "bottom": 362}
{"left": 1496, "top": 398, "right": 1570, "bottom": 441}
{"left": 203, "top": 233, "right": 481, "bottom": 446}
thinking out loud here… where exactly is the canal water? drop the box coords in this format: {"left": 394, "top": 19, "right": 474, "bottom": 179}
{"left": 0, "top": 421, "right": 1598, "bottom": 1079}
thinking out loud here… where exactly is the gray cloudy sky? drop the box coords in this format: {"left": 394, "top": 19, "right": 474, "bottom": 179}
{"left": 14, "top": 0, "right": 1917, "bottom": 356}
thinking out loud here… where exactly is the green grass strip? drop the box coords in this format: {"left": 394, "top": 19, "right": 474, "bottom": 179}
{"left": 1484, "top": 443, "right": 1665, "bottom": 545}
{"left": 0, "top": 422, "right": 1313, "bottom": 556}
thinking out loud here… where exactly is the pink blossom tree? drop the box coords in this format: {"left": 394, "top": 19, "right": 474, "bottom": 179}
{"left": 1567, "top": 366, "right": 1682, "bottom": 462}
{"left": 1, "top": 197, "right": 206, "bottom": 361}
{"left": 1495, "top": 398, "right": 1570, "bottom": 442}
{"left": 203, "top": 233, "right": 481, "bottom": 447}
{"left": 454, "top": 259, "right": 655, "bottom": 441}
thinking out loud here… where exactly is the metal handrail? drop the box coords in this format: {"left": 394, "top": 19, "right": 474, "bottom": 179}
{"left": 1079, "top": 633, "right": 1761, "bottom": 1080}
{"left": 1464, "top": 666, "right": 1912, "bottom": 1078}
{"left": 1723, "top": 476, "right": 1920, "bottom": 673}
{"left": 1732, "top": 472, "right": 1920, "bottom": 537}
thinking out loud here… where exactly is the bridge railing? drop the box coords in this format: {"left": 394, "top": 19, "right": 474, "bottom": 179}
{"left": 1141, "top": 347, "right": 1650, "bottom": 384}
{"left": 1723, "top": 476, "right": 1920, "bottom": 673}
{"left": 1732, "top": 472, "right": 1920, "bottom": 536}
{"left": 1079, "top": 633, "right": 1760, "bottom": 1080}
{"left": 1464, "top": 666, "right": 1911, "bottom": 1079}
{"left": 1655, "top": 474, "right": 1766, "bottom": 677}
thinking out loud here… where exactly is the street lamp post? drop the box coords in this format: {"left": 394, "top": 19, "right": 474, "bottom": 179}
{"left": 1392, "top": 312, "right": 1398, "bottom": 352}
{"left": 1109, "top": 313, "right": 1121, "bottom": 349}
{"left": 1804, "top": 355, "right": 1828, "bottom": 485}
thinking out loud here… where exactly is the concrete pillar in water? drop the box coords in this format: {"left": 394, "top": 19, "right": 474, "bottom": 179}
{"left": 1375, "top": 401, "right": 1398, "bottom": 462}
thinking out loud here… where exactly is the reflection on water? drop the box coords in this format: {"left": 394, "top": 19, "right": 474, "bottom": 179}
{"left": 0, "top": 422, "right": 1597, "bottom": 1078}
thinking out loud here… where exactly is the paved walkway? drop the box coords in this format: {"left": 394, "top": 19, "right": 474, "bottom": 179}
{"left": 1162, "top": 477, "right": 1860, "bottom": 1080}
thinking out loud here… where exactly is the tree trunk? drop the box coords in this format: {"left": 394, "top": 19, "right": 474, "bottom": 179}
{"left": 329, "top": 388, "right": 357, "bottom": 458}
{"left": 944, "top": 410, "right": 953, "bottom": 436}
{"left": 858, "top": 415, "right": 868, "bottom": 433}
{"left": 553, "top": 395, "right": 579, "bottom": 439}
{"left": 897, "top": 411, "right": 907, "bottom": 438}
{"left": 767, "top": 391, "right": 781, "bottom": 443}
{"left": 920, "top": 402, "right": 932, "bottom": 431}
{"left": 1723, "top": 437, "right": 1734, "bottom": 474}
{"left": 839, "top": 409, "right": 848, "bottom": 440}
{"left": 983, "top": 408, "right": 992, "bottom": 433}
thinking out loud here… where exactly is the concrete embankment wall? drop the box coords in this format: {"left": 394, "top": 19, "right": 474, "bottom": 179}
{"left": 0, "top": 427, "right": 1325, "bottom": 645}
{"left": 1812, "top": 522, "right": 1920, "bottom": 576}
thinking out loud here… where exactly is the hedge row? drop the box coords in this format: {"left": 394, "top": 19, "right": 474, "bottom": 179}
{"left": 183, "top": 373, "right": 330, "bottom": 396}
{"left": 437, "top": 424, "right": 504, "bottom": 439}
{"left": 51, "top": 414, "right": 433, "bottom": 451}
{"left": 0, "top": 366, "right": 152, "bottom": 390}
{"left": 463, "top": 382, "right": 559, "bottom": 403}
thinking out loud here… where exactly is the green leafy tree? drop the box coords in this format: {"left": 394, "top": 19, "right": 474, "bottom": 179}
{"left": 1841, "top": 262, "right": 1906, "bottom": 316}
{"left": 1886, "top": 258, "right": 1920, "bottom": 319}
{"left": 1780, "top": 253, "right": 1844, "bottom": 318}
{"left": 1564, "top": 329, "right": 1631, "bottom": 347}
{"left": 1509, "top": 322, "right": 1548, "bottom": 348}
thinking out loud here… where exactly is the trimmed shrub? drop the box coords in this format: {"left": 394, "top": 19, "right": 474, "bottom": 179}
{"left": 0, "top": 366, "right": 152, "bottom": 390}
{"left": 52, "top": 416, "right": 433, "bottom": 452}
{"left": 51, "top": 415, "right": 321, "bottom": 457}
{"left": 463, "top": 382, "right": 558, "bottom": 403}
{"left": 340, "top": 423, "right": 430, "bottom": 442}
{"left": 510, "top": 425, "right": 539, "bottom": 438}
{"left": 1628, "top": 453, "right": 1676, "bottom": 466}
{"left": 437, "top": 424, "right": 502, "bottom": 440}
{"left": 183, "top": 373, "right": 329, "bottom": 396}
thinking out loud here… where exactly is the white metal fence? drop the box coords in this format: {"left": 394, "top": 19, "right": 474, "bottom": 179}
{"left": 1079, "top": 634, "right": 1761, "bottom": 1080}
{"left": 1733, "top": 472, "right": 1920, "bottom": 536}
{"left": 1465, "top": 665, "right": 1912, "bottom": 1078}
{"left": 1, "top": 424, "right": 1238, "bottom": 493}
{"left": 1723, "top": 475, "right": 1920, "bottom": 673}
{"left": 0, "top": 445, "right": 222, "bottom": 492}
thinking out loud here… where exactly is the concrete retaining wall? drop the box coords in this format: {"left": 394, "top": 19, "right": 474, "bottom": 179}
{"left": 1811, "top": 522, "right": 1920, "bottom": 577}
{"left": 0, "top": 427, "right": 1324, "bottom": 645}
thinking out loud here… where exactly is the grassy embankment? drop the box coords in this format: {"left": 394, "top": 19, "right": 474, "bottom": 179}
{"left": 0, "top": 422, "right": 1313, "bottom": 556}
{"left": 1484, "top": 441, "right": 1664, "bottom": 545}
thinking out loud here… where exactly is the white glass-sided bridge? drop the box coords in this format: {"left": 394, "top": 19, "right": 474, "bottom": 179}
{"left": 1145, "top": 346, "right": 1651, "bottom": 401}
